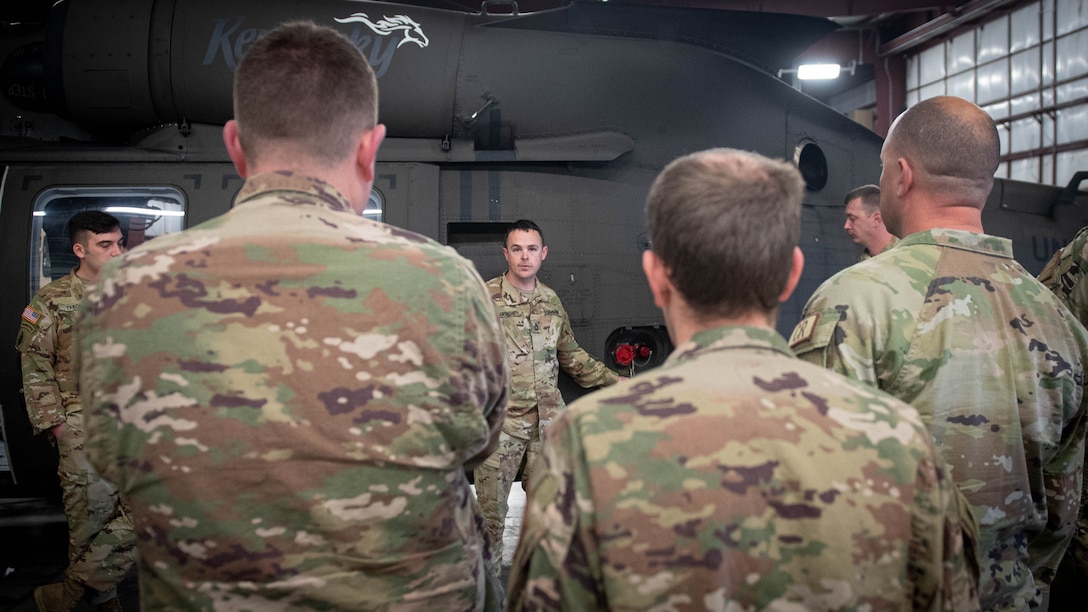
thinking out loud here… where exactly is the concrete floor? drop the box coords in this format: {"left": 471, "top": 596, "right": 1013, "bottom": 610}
{"left": 501, "top": 481, "right": 526, "bottom": 568}
{"left": 0, "top": 482, "right": 528, "bottom": 610}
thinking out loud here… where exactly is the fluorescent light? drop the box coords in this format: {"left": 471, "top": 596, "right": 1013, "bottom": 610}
{"left": 797, "top": 64, "right": 841, "bottom": 80}
{"left": 105, "top": 206, "right": 186, "bottom": 217}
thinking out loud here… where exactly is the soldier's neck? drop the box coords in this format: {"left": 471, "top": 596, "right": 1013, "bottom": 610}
{"left": 868, "top": 233, "right": 896, "bottom": 256}
{"left": 505, "top": 271, "right": 537, "bottom": 292}
{"left": 74, "top": 265, "right": 97, "bottom": 283}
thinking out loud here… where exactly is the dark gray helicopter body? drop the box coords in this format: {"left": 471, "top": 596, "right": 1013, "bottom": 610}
{"left": 0, "top": 0, "right": 1084, "bottom": 497}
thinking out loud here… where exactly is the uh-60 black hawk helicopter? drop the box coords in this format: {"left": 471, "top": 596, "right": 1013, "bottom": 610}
{"left": 0, "top": 0, "right": 1084, "bottom": 499}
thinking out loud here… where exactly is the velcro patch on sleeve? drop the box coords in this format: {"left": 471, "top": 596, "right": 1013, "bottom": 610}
{"left": 21, "top": 306, "right": 42, "bottom": 325}
{"left": 788, "top": 313, "right": 819, "bottom": 346}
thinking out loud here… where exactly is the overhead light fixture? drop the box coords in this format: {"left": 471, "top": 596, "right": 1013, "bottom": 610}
{"left": 797, "top": 63, "right": 841, "bottom": 80}
{"left": 105, "top": 206, "right": 186, "bottom": 217}
{"left": 777, "top": 60, "right": 857, "bottom": 82}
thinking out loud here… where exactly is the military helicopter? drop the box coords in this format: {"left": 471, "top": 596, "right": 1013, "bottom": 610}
{"left": 0, "top": 0, "right": 1084, "bottom": 499}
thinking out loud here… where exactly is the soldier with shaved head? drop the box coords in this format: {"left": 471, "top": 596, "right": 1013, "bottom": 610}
{"left": 79, "top": 21, "right": 507, "bottom": 610}
{"left": 509, "top": 147, "right": 980, "bottom": 610}
{"left": 792, "top": 96, "right": 1088, "bottom": 611}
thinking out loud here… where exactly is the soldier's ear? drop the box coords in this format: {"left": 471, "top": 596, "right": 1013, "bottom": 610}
{"left": 642, "top": 250, "right": 671, "bottom": 310}
{"left": 355, "top": 124, "right": 386, "bottom": 184}
{"left": 540, "top": 245, "right": 548, "bottom": 261}
{"left": 223, "top": 120, "right": 248, "bottom": 179}
{"left": 72, "top": 241, "right": 86, "bottom": 260}
{"left": 778, "top": 247, "right": 804, "bottom": 303}
{"left": 896, "top": 157, "right": 913, "bottom": 197}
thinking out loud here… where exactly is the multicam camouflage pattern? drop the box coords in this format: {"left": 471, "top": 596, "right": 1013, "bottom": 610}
{"left": 1038, "top": 225, "right": 1088, "bottom": 326}
{"left": 79, "top": 172, "right": 508, "bottom": 610}
{"left": 486, "top": 273, "right": 619, "bottom": 427}
{"left": 56, "top": 411, "right": 138, "bottom": 592}
{"left": 475, "top": 273, "right": 618, "bottom": 569}
{"left": 1038, "top": 225, "right": 1088, "bottom": 598}
{"left": 16, "top": 270, "right": 137, "bottom": 592}
{"left": 509, "top": 325, "right": 981, "bottom": 611}
{"left": 16, "top": 270, "right": 83, "bottom": 434}
{"left": 791, "top": 228, "right": 1088, "bottom": 611}
{"left": 474, "top": 430, "right": 540, "bottom": 574}
{"left": 859, "top": 234, "right": 901, "bottom": 261}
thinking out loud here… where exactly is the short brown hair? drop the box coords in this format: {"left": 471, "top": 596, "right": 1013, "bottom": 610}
{"left": 887, "top": 96, "right": 999, "bottom": 204}
{"left": 233, "top": 21, "right": 378, "bottom": 166}
{"left": 505, "top": 219, "right": 544, "bottom": 246}
{"left": 646, "top": 148, "right": 804, "bottom": 319}
{"left": 844, "top": 184, "right": 880, "bottom": 216}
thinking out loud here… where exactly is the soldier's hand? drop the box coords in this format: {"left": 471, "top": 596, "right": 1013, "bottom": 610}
{"left": 51, "top": 421, "right": 66, "bottom": 441}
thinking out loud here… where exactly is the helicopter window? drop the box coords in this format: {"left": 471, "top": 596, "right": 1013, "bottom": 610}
{"left": 364, "top": 189, "right": 384, "bottom": 222}
{"left": 30, "top": 187, "right": 186, "bottom": 296}
{"left": 794, "top": 141, "right": 829, "bottom": 191}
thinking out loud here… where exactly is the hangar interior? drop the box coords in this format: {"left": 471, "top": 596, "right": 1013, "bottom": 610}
{"left": 0, "top": 1, "right": 1085, "bottom": 608}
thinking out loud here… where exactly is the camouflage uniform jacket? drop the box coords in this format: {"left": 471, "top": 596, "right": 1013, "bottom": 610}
{"left": 17, "top": 268, "right": 85, "bottom": 434}
{"left": 508, "top": 325, "right": 981, "bottom": 611}
{"left": 1038, "top": 225, "right": 1088, "bottom": 326}
{"left": 791, "top": 228, "right": 1088, "bottom": 611}
{"left": 1038, "top": 225, "right": 1088, "bottom": 593}
{"left": 79, "top": 172, "right": 509, "bottom": 611}
{"left": 486, "top": 273, "right": 618, "bottom": 437}
{"left": 859, "top": 234, "right": 901, "bottom": 261}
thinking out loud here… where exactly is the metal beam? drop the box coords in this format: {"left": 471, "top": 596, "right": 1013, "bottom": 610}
{"left": 878, "top": 0, "right": 1019, "bottom": 55}
{"left": 443, "top": 0, "right": 955, "bottom": 19}
{"left": 600, "top": 0, "right": 953, "bottom": 18}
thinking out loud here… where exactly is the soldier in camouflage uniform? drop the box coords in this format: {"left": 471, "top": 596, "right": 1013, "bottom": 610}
{"left": 509, "top": 148, "right": 980, "bottom": 611}
{"left": 843, "top": 184, "right": 899, "bottom": 260}
{"left": 1039, "top": 225, "right": 1088, "bottom": 326}
{"left": 474, "top": 219, "right": 619, "bottom": 574}
{"left": 78, "top": 22, "right": 508, "bottom": 610}
{"left": 791, "top": 96, "right": 1088, "bottom": 611}
{"left": 1037, "top": 226, "right": 1088, "bottom": 607}
{"left": 16, "top": 210, "right": 136, "bottom": 612}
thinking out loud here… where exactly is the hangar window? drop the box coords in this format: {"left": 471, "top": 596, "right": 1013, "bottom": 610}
{"left": 29, "top": 187, "right": 186, "bottom": 296}
{"left": 905, "top": 0, "right": 1088, "bottom": 187}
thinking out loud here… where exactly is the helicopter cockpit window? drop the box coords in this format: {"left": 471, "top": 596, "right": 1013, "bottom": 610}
{"left": 364, "top": 189, "right": 384, "bottom": 222}
{"left": 30, "top": 187, "right": 186, "bottom": 297}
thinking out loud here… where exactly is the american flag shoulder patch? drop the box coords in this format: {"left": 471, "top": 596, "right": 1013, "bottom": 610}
{"left": 22, "top": 306, "right": 42, "bottom": 325}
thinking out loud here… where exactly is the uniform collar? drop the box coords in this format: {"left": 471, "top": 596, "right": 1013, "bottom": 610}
{"left": 498, "top": 272, "right": 540, "bottom": 305}
{"left": 234, "top": 171, "right": 355, "bottom": 214}
{"left": 898, "top": 228, "right": 1013, "bottom": 258}
{"left": 667, "top": 325, "right": 794, "bottom": 365}
{"left": 70, "top": 266, "right": 88, "bottom": 286}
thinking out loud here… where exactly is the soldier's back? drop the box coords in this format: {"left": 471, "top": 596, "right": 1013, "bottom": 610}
{"left": 512, "top": 325, "right": 978, "bottom": 611}
{"left": 794, "top": 229, "right": 1088, "bottom": 610}
{"left": 81, "top": 178, "right": 506, "bottom": 610}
